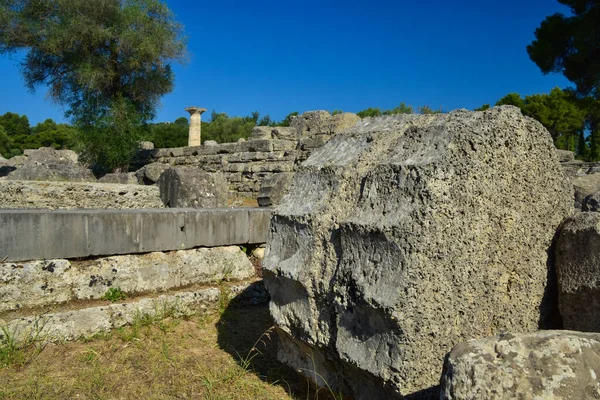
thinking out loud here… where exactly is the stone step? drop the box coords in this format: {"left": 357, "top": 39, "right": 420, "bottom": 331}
{"left": 0, "top": 246, "right": 257, "bottom": 312}
{"left": 0, "top": 280, "right": 268, "bottom": 344}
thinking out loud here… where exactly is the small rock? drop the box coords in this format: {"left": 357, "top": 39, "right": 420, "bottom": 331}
{"left": 440, "top": 330, "right": 600, "bottom": 400}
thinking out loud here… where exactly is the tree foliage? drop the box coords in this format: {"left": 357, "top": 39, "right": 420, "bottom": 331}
{"left": 527, "top": 1, "right": 600, "bottom": 159}
{"left": 0, "top": 112, "right": 77, "bottom": 157}
{"left": 0, "top": 0, "right": 186, "bottom": 171}
{"left": 496, "top": 88, "right": 586, "bottom": 152}
{"left": 527, "top": 0, "right": 600, "bottom": 99}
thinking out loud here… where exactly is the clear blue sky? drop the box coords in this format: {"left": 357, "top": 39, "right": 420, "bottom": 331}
{"left": 0, "top": 0, "right": 571, "bottom": 125}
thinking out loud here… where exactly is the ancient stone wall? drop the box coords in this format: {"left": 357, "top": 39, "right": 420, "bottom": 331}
{"left": 139, "top": 111, "right": 361, "bottom": 199}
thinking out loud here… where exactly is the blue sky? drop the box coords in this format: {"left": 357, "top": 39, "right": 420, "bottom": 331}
{"left": 0, "top": 0, "right": 571, "bottom": 125}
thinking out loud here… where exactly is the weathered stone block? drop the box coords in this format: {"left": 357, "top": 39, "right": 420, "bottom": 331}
{"left": 98, "top": 172, "right": 138, "bottom": 185}
{"left": 257, "top": 172, "right": 294, "bottom": 207}
{"left": 250, "top": 126, "right": 273, "bottom": 140}
{"left": 556, "top": 211, "right": 600, "bottom": 332}
{"left": 237, "top": 139, "right": 273, "bottom": 153}
{"left": 272, "top": 139, "right": 297, "bottom": 152}
{"left": 440, "top": 330, "right": 600, "bottom": 400}
{"left": 272, "top": 127, "right": 297, "bottom": 140}
{"left": 135, "top": 162, "right": 171, "bottom": 184}
{"left": 158, "top": 167, "right": 228, "bottom": 208}
{"left": 0, "top": 180, "right": 162, "bottom": 210}
{"left": 263, "top": 107, "right": 572, "bottom": 398}
{"left": 7, "top": 147, "right": 95, "bottom": 182}
{"left": 0, "top": 246, "right": 254, "bottom": 312}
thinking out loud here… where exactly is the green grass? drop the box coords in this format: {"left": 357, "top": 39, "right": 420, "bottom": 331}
{"left": 0, "top": 302, "right": 348, "bottom": 400}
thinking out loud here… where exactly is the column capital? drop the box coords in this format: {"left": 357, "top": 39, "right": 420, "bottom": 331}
{"left": 185, "top": 107, "right": 207, "bottom": 116}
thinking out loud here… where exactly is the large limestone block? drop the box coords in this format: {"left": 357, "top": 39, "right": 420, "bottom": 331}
{"left": 555, "top": 212, "right": 600, "bottom": 332}
{"left": 0, "top": 180, "right": 163, "bottom": 209}
{"left": 291, "top": 111, "right": 360, "bottom": 138}
{"left": 158, "top": 167, "right": 228, "bottom": 208}
{"left": 0, "top": 246, "right": 254, "bottom": 312}
{"left": 7, "top": 147, "right": 95, "bottom": 182}
{"left": 263, "top": 107, "right": 572, "bottom": 398}
{"left": 440, "top": 330, "right": 600, "bottom": 400}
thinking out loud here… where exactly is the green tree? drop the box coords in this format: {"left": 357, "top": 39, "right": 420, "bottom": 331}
{"left": 0, "top": 0, "right": 186, "bottom": 171}
{"left": 527, "top": 0, "right": 600, "bottom": 99}
{"left": 527, "top": 0, "right": 600, "bottom": 159}
{"left": 474, "top": 104, "right": 491, "bottom": 111}
{"left": 203, "top": 111, "right": 255, "bottom": 143}
{"left": 0, "top": 126, "right": 12, "bottom": 158}
{"left": 31, "top": 119, "right": 78, "bottom": 149}
{"left": 0, "top": 112, "right": 30, "bottom": 137}
{"left": 496, "top": 88, "right": 586, "bottom": 152}
{"left": 357, "top": 108, "right": 382, "bottom": 118}
{"left": 389, "top": 102, "right": 413, "bottom": 114}
{"left": 278, "top": 111, "right": 299, "bottom": 127}
{"left": 146, "top": 117, "right": 188, "bottom": 148}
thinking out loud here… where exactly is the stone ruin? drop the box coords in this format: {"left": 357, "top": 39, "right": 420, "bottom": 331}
{"left": 263, "top": 106, "right": 579, "bottom": 398}
{"left": 3, "top": 106, "right": 600, "bottom": 399}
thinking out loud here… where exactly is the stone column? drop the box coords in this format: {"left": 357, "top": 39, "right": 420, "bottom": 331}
{"left": 185, "top": 107, "right": 207, "bottom": 147}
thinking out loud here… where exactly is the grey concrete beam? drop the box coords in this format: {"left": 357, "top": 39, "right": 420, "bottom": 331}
{"left": 0, "top": 208, "right": 272, "bottom": 262}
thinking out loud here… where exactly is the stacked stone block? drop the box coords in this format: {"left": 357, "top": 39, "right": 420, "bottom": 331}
{"left": 144, "top": 111, "right": 361, "bottom": 200}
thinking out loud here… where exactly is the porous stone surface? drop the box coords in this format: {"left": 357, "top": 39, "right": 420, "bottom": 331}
{"left": 573, "top": 174, "right": 600, "bottom": 209}
{"left": 0, "top": 246, "right": 254, "bottom": 312}
{"left": 6, "top": 147, "right": 95, "bottom": 182}
{"left": 135, "top": 162, "right": 171, "bottom": 184}
{"left": 257, "top": 172, "right": 294, "bottom": 207}
{"left": 290, "top": 111, "right": 360, "bottom": 138}
{"left": 583, "top": 192, "right": 600, "bottom": 212}
{"left": 440, "top": 330, "right": 600, "bottom": 400}
{"left": 98, "top": 172, "right": 139, "bottom": 185}
{"left": 250, "top": 126, "right": 272, "bottom": 140}
{"left": 0, "top": 180, "right": 163, "bottom": 209}
{"left": 158, "top": 167, "right": 228, "bottom": 208}
{"left": 263, "top": 106, "right": 572, "bottom": 398}
{"left": 555, "top": 212, "right": 600, "bottom": 332}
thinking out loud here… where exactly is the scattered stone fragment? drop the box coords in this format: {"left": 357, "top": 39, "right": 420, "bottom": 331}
{"left": 6, "top": 147, "right": 95, "bottom": 182}
{"left": 440, "top": 330, "right": 600, "bottom": 400}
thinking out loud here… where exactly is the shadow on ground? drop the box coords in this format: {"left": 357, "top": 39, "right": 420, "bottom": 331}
{"left": 217, "top": 282, "right": 349, "bottom": 400}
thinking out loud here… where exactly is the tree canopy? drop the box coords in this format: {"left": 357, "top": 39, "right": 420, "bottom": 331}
{"left": 0, "top": 0, "right": 186, "bottom": 171}
{"left": 496, "top": 88, "right": 586, "bottom": 151}
{"left": 527, "top": 0, "right": 600, "bottom": 99}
